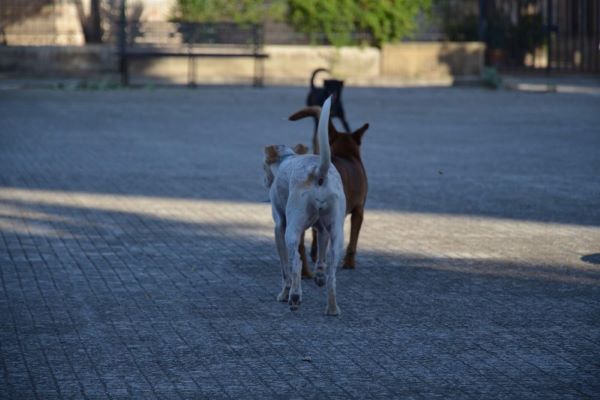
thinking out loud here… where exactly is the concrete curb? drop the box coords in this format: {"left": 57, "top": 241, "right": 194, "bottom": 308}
{"left": 502, "top": 76, "right": 600, "bottom": 96}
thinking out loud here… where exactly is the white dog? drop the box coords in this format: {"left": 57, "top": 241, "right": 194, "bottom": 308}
{"left": 263, "top": 96, "right": 346, "bottom": 315}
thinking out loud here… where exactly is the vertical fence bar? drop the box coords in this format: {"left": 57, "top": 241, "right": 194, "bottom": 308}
{"left": 580, "top": 0, "right": 584, "bottom": 72}
{"left": 585, "top": 0, "right": 589, "bottom": 72}
{"left": 564, "top": 0, "right": 568, "bottom": 71}
{"left": 252, "top": 24, "right": 259, "bottom": 87}
{"left": 187, "top": 25, "right": 196, "bottom": 88}
{"left": 568, "top": 0, "right": 573, "bottom": 71}
{"left": 547, "top": 0, "right": 553, "bottom": 73}
{"left": 252, "top": 24, "right": 265, "bottom": 87}
{"left": 552, "top": 0, "right": 557, "bottom": 72}
{"left": 587, "top": 0, "right": 592, "bottom": 72}
{"left": 596, "top": 0, "right": 600, "bottom": 72}
{"left": 556, "top": 0, "right": 560, "bottom": 71}
{"left": 566, "top": 0, "right": 571, "bottom": 71}
{"left": 579, "top": 0, "right": 584, "bottom": 72}
{"left": 557, "top": 0, "right": 569, "bottom": 71}
{"left": 479, "top": 0, "right": 487, "bottom": 43}
{"left": 118, "top": 0, "right": 128, "bottom": 86}
{"left": 516, "top": 0, "right": 521, "bottom": 70}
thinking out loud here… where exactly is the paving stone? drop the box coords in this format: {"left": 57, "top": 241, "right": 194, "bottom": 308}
{"left": 0, "top": 86, "right": 599, "bottom": 399}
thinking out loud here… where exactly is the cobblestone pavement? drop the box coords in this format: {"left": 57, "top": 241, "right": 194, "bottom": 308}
{"left": 1, "top": 86, "right": 599, "bottom": 399}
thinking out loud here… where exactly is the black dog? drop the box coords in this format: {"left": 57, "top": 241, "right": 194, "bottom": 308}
{"left": 306, "top": 68, "right": 351, "bottom": 142}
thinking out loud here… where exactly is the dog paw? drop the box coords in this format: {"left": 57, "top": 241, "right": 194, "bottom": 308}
{"left": 314, "top": 270, "right": 326, "bottom": 287}
{"left": 289, "top": 293, "right": 301, "bottom": 311}
{"left": 277, "top": 288, "right": 290, "bottom": 302}
{"left": 301, "top": 268, "right": 314, "bottom": 279}
{"left": 343, "top": 253, "right": 356, "bottom": 269}
{"left": 325, "top": 305, "right": 341, "bottom": 316}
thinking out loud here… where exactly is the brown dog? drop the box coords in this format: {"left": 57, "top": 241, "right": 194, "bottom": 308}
{"left": 288, "top": 106, "right": 369, "bottom": 275}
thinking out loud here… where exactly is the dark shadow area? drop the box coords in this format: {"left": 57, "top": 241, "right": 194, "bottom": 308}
{"left": 2, "top": 196, "right": 599, "bottom": 286}
{"left": 0, "top": 194, "right": 598, "bottom": 398}
{"left": 0, "top": 0, "right": 52, "bottom": 28}
{"left": 582, "top": 253, "right": 600, "bottom": 265}
{"left": 0, "top": 0, "right": 53, "bottom": 45}
{"left": 121, "top": 20, "right": 267, "bottom": 87}
{"left": 437, "top": 42, "right": 484, "bottom": 78}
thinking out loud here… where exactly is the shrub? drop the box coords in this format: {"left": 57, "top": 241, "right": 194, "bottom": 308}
{"left": 172, "top": 0, "right": 286, "bottom": 24}
{"left": 287, "top": 0, "right": 433, "bottom": 46}
{"left": 173, "top": 0, "right": 433, "bottom": 46}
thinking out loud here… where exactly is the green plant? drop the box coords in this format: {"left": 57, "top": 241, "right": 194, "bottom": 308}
{"left": 482, "top": 66, "right": 502, "bottom": 89}
{"left": 515, "top": 13, "right": 544, "bottom": 53}
{"left": 287, "top": 0, "right": 432, "bottom": 47}
{"left": 443, "top": 14, "right": 480, "bottom": 41}
{"left": 286, "top": 0, "right": 355, "bottom": 46}
{"left": 172, "top": 0, "right": 286, "bottom": 24}
{"left": 173, "top": 0, "right": 432, "bottom": 46}
{"left": 486, "top": 15, "right": 509, "bottom": 50}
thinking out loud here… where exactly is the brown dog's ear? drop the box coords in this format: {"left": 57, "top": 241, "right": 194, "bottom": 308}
{"left": 288, "top": 106, "right": 321, "bottom": 121}
{"left": 293, "top": 143, "right": 309, "bottom": 155}
{"left": 353, "top": 123, "right": 369, "bottom": 145}
{"left": 264, "top": 145, "right": 280, "bottom": 164}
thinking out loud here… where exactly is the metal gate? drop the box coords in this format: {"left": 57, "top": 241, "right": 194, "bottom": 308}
{"left": 483, "top": 0, "right": 600, "bottom": 73}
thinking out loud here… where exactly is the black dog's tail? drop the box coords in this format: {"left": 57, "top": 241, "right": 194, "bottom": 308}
{"left": 309, "top": 68, "right": 329, "bottom": 89}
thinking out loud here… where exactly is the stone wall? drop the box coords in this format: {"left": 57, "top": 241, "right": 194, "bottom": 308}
{"left": 381, "top": 42, "right": 485, "bottom": 80}
{"left": 1, "top": 0, "right": 85, "bottom": 46}
{"left": 0, "top": 42, "right": 484, "bottom": 85}
{"left": 264, "top": 45, "right": 380, "bottom": 85}
{"left": 0, "top": 45, "right": 116, "bottom": 77}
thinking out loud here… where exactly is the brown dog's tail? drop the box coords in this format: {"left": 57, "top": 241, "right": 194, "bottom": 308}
{"left": 289, "top": 106, "right": 337, "bottom": 154}
{"left": 289, "top": 106, "right": 321, "bottom": 123}
{"left": 309, "top": 68, "right": 329, "bottom": 89}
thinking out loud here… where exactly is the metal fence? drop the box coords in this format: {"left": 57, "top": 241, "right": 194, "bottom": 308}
{"left": 482, "top": 0, "right": 600, "bottom": 73}
{"left": 1, "top": 0, "right": 598, "bottom": 74}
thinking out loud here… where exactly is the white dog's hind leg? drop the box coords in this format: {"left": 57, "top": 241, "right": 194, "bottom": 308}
{"left": 284, "top": 222, "right": 304, "bottom": 311}
{"left": 274, "top": 222, "right": 291, "bottom": 302}
{"left": 325, "top": 227, "right": 343, "bottom": 316}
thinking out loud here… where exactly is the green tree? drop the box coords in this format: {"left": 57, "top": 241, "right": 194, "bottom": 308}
{"left": 173, "top": 0, "right": 432, "bottom": 46}
{"left": 287, "top": 0, "right": 432, "bottom": 46}
{"left": 173, "top": 0, "right": 285, "bottom": 24}
{"left": 287, "top": 0, "right": 356, "bottom": 46}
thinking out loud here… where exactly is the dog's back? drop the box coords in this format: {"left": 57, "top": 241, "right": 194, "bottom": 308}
{"left": 269, "top": 97, "right": 344, "bottom": 224}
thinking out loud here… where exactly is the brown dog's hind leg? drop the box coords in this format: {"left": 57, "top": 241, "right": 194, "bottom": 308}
{"left": 343, "top": 208, "right": 364, "bottom": 269}
{"left": 310, "top": 227, "right": 318, "bottom": 263}
{"left": 299, "top": 231, "right": 314, "bottom": 278}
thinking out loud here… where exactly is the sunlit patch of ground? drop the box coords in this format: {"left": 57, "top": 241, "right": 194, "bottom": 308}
{"left": 2, "top": 187, "right": 598, "bottom": 285}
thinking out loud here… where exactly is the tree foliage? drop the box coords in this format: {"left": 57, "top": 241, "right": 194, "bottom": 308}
{"left": 173, "top": 0, "right": 432, "bottom": 46}
{"left": 288, "top": 0, "right": 432, "bottom": 46}
{"left": 173, "top": 0, "right": 285, "bottom": 24}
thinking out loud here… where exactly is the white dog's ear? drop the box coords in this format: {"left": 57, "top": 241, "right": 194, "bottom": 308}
{"left": 263, "top": 163, "right": 274, "bottom": 188}
{"left": 293, "top": 143, "right": 309, "bottom": 155}
{"left": 264, "top": 145, "right": 280, "bottom": 164}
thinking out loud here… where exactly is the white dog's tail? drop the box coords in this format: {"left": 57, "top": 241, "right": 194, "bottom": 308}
{"left": 317, "top": 95, "right": 332, "bottom": 180}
